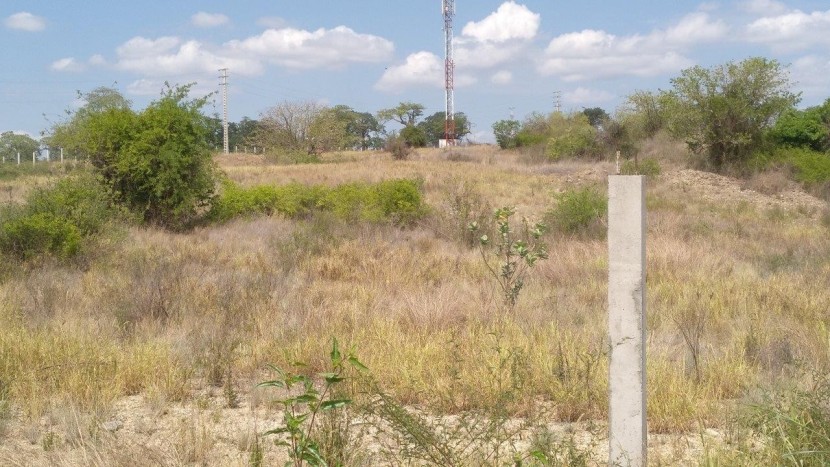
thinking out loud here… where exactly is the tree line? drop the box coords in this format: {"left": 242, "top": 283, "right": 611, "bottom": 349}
{"left": 492, "top": 57, "right": 830, "bottom": 180}
{"left": 200, "top": 101, "right": 471, "bottom": 156}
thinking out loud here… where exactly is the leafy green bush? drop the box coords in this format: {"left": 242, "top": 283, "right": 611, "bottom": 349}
{"left": 546, "top": 114, "right": 598, "bottom": 160}
{"left": 547, "top": 186, "right": 607, "bottom": 236}
{"left": 210, "top": 179, "right": 426, "bottom": 226}
{"left": 0, "top": 212, "right": 81, "bottom": 260}
{"left": 620, "top": 158, "right": 661, "bottom": 177}
{"left": 778, "top": 147, "right": 830, "bottom": 186}
{"left": 50, "top": 84, "right": 218, "bottom": 230}
{"left": 0, "top": 173, "right": 125, "bottom": 261}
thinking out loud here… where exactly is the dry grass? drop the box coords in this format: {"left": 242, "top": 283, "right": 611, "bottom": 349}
{"left": 1, "top": 144, "right": 829, "bottom": 464}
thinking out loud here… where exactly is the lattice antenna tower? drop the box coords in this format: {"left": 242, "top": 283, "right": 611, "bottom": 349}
{"left": 219, "top": 68, "right": 229, "bottom": 154}
{"left": 443, "top": 0, "right": 456, "bottom": 144}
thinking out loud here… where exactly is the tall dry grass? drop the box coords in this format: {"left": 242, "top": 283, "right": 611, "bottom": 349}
{"left": 1, "top": 145, "right": 828, "bottom": 463}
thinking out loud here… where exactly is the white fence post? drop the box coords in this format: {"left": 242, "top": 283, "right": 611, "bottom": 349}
{"left": 608, "top": 175, "right": 647, "bottom": 466}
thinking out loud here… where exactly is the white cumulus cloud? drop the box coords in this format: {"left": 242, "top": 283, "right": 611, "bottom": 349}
{"left": 461, "top": 1, "right": 540, "bottom": 43}
{"left": 116, "top": 36, "right": 262, "bottom": 76}
{"left": 225, "top": 26, "right": 394, "bottom": 69}
{"left": 375, "top": 51, "right": 443, "bottom": 92}
{"left": 539, "top": 12, "right": 727, "bottom": 81}
{"left": 191, "top": 12, "right": 229, "bottom": 28}
{"left": 380, "top": 1, "right": 540, "bottom": 91}
{"left": 375, "top": 51, "right": 477, "bottom": 92}
{"left": 744, "top": 9, "right": 830, "bottom": 51}
{"left": 4, "top": 12, "right": 45, "bottom": 32}
{"left": 51, "top": 58, "right": 84, "bottom": 72}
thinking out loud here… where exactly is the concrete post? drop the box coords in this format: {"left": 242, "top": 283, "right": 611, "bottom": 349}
{"left": 608, "top": 175, "right": 647, "bottom": 466}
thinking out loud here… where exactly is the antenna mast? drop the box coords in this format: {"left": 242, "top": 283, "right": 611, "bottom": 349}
{"left": 219, "top": 68, "right": 229, "bottom": 154}
{"left": 443, "top": 0, "right": 456, "bottom": 145}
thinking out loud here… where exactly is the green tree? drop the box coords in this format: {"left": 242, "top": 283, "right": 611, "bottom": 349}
{"left": 47, "top": 86, "right": 132, "bottom": 158}
{"left": 399, "top": 125, "right": 427, "bottom": 148}
{"left": 582, "top": 107, "right": 609, "bottom": 128}
{"left": 492, "top": 119, "right": 521, "bottom": 149}
{"left": 251, "top": 100, "right": 325, "bottom": 154}
{"left": 308, "top": 106, "right": 356, "bottom": 153}
{"left": 349, "top": 112, "right": 384, "bottom": 150}
{"left": 233, "top": 117, "right": 259, "bottom": 150}
{"left": 624, "top": 90, "right": 667, "bottom": 139}
{"left": 78, "top": 84, "right": 217, "bottom": 229}
{"left": 769, "top": 99, "right": 830, "bottom": 152}
{"left": 546, "top": 113, "right": 598, "bottom": 160}
{"left": 377, "top": 102, "right": 425, "bottom": 127}
{"left": 417, "top": 111, "right": 471, "bottom": 146}
{"left": 0, "top": 132, "right": 39, "bottom": 161}
{"left": 662, "top": 57, "right": 800, "bottom": 169}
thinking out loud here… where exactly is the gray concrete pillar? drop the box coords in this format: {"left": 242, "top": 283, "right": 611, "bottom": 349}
{"left": 608, "top": 175, "right": 647, "bottom": 466}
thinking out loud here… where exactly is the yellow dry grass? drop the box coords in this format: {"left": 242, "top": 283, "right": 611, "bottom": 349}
{"left": 1, "top": 144, "right": 829, "bottom": 464}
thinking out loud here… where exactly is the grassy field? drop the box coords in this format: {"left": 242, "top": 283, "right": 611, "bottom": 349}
{"left": 0, "top": 144, "right": 828, "bottom": 465}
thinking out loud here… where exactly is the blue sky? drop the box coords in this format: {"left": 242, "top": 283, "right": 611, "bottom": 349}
{"left": 2, "top": 0, "right": 830, "bottom": 143}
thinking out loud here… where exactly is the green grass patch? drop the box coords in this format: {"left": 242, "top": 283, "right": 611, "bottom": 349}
{"left": 210, "top": 178, "right": 426, "bottom": 226}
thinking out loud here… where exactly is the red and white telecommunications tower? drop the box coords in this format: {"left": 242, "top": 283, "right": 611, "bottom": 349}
{"left": 443, "top": 0, "right": 456, "bottom": 145}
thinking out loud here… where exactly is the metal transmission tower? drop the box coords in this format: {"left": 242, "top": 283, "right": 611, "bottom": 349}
{"left": 219, "top": 68, "right": 229, "bottom": 154}
{"left": 443, "top": 0, "right": 456, "bottom": 145}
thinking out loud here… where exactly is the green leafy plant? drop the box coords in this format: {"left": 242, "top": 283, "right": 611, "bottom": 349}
{"left": 547, "top": 186, "right": 607, "bottom": 237}
{"left": 620, "top": 158, "right": 661, "bottom": 177}
{"left": 259, "top": 339, "right": 367, "bottom": 467}
{"left": 470, "top": 207, "right": 548, "bottom": 310}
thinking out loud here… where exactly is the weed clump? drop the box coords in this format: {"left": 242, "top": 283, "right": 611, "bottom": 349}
{"left": 547, "top": 186, "right": 607, "bottom": 237}
{"left": 209, "top": 178, "right": 426, "bottom": 226}
{"left": 0, "top": 173, "right": 127, "bottom": 261}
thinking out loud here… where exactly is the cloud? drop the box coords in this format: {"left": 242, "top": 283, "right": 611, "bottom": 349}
{"left": 744, "top": 9, "right": 830, "bottom": 51}
{"left": 379, "top": 1, "right": 541, "bottom": 91}
{"left": 88, "top": 54, "right": 107, "bottom": 66}
{"left": 453, "top": 2, "right": 540, "bottom": 70}
{"left": 51, "top": 58, "right": 84, "bottom": 72}
{"left": 126, "top": 79, "right": 216, "bottom": 98}
{"left": 564, "top": 87, "right": 614, "bottom": 105}
{"left": 126, "top": 79, "right": 164, "bottom": 96}
{"left": 375, "top": 52, "right": 443, "bottom": 92}
{"left": 790, "top": 55, "right": 830, "bottom": 103}
{"left": 491, "top": 70, "right": 513, "bottom": 85}
{"left": 225, "top": 26, "right": 394, "bottom": 69}
{"left": 461, "top": 1, "right": 540, "bottom": 43}
{"left": 257, "top": 16, "right": 287, "bottom": 28}
{"left": 539, "top": 12, "right": 727, "bottom": 81}
{"left": 375, "top": 51, "right": 477, "bottom": 92}
{"left": 191, "top": 12, "right": 229, "bottom": 28}
{"left": 4, "top": 12, "right": 46, "bottom": 32}
{"left": 116, "top": 36, "right": 262, "bottom": 76}
{"left": 740, "top": 0, "right": 788, "bottom": 16}
{"left": 112, "top": 24, "right": 394, "bottom": 82}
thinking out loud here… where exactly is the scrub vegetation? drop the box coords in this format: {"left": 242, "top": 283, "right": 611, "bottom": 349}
{"left": 1, "top": 57, "right": 829, "bottom": 465}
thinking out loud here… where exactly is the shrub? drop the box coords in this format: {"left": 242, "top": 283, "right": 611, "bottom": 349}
{"left": 547, "top": 186, "right": 607, "bottom": 236}
{"left": 546, "top": 113, "right": 598, "bottom": 160}
{"left": 778, "top": 147, "right": 830, "bottom": 186}
{"left": 385, "top": 135, "right": 412, "bottom": 160}
{"left": 0, "top": 173, "right": 125, "bottom": 261}
{"left": 210, "top": 179, "right": 426, "bottom": 226}
{"left": 0, "top": 212, "right": 81, "bottom": 260}
{"left": 620, "top": 158, "right": 661, "bottom": 177}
